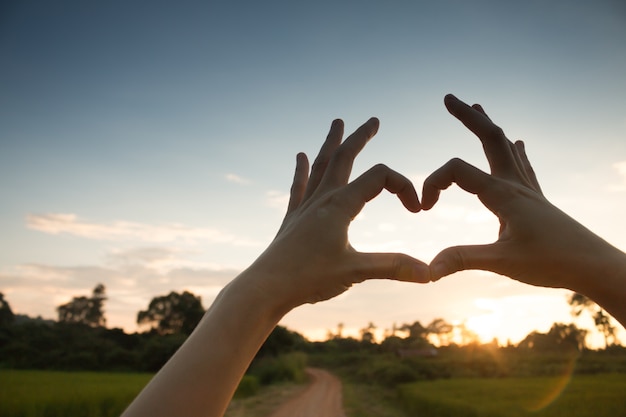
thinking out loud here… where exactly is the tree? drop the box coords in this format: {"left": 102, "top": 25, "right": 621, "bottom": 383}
{"left": 427, "top": 318, "right": 454, "bottom": 346}
{"left": 57, "top": 284, "right": 107, "bottom": 327}
{"left": 518, "top": 323, "right": 587, "bottom": 351}
{"left": 360, "top": 322, "right": 377, "bottom": 344}
{"left": 137, "top": 291, "right": 205, "bottom": 335}
{"left": 568, "top": 292, "right": 617, "bottom": 348}
{"left": 0, "top": 292, "right": 15, "bottom": 327}
{"left": 399, "top": 321, "right": 430, "bottom": 347}
{"left": 455, "top": 321, "right": 480, "bottom": 346}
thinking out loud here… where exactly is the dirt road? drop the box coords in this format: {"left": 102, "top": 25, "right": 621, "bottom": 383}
{"left": 267, "top": 368, "right": 346, "bottom": 417}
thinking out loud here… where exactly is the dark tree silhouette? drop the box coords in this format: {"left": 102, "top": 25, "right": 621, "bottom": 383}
{"left": 0, "top": 292, "right": 15, "bottom": 327}
{"left": 568, "top": 292, "right": 617, "bottom": 348}
{"left": 137, "top": 291, "right": 205, "bottom": 335}
{"left": 519, "top": 323, "right": 587, "bottom": 351}
{"left": 400, "top": 321, "right": 430, "bottom": 347}
{"left": 57, "top": 284, "right": 107, "bottom": 327}
{"left": 360, "top": 322, "right": 377, "bottom": 344}
{"left": 427, "top": 318, "right": 454, "bottom": 346}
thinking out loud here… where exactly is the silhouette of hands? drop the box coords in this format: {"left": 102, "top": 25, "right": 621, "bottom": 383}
{"left": 249, "top": 118, "right": 430, "bottom": 312}
{"left": 422, "top": 94, "right": 622, "bottom": 294}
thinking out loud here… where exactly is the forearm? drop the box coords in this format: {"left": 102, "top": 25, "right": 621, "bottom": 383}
{"left": 121, "top": 268, "right": 288, "bottom": 417}
{"left": 574, "top": 242, "right": 626, "bottom": 328}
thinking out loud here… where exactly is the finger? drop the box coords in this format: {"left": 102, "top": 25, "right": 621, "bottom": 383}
{"left": 515, "top": 140, "right": 543, "bottom": 195}
{"left": 319, "top": 117, "right": 380, "bottom": 190}
{"left": 429, "top": 243, "right": 503, "bottom": 281}
{"left": 286, "top": 153, "right": 309, "bottom": 214}
{"left": 421, "top": 158, "right": 492, "bottom": 210}
{"left": 471, "top": 103, "right": 491, "bottom": 121}
{"left": 341, "top": 164, "right": 421, "bottom": 218}
{"left": 352, "top": 251, "right": 430, "bottom": 283}
{"left": 302, "top": 119, "right": 344, "bottom": 201}
{"left": 474, "top": 101, "right": 537, "bottom": 190}
{"left": 445, "top": 94, "right": 518, "bottom": 179}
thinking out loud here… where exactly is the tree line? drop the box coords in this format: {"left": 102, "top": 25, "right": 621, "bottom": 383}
{"left": 0, "top": 284, "right": 621, "bottom": 373}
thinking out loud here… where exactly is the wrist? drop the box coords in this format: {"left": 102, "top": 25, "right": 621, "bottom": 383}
{"left": 574, "top": 242, "right": 626, "bottom": 326}
{"left": 222, "top": 264, "right": 295, "bottom": 324}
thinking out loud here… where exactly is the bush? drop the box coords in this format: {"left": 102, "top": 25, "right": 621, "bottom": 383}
{"left": 234, "top": 375, "right": 260, "bottom": 398}
{"left": 250, "top": 352, "right": 307, "bottom": 385}
{"left": 354, "top": 357, "right": 420, "bottom": 386}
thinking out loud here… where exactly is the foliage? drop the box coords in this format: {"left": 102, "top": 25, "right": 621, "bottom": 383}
{"left": 249, "top": 352, "right": 308, "bottom": 385}
{"left": 0, "top": 292, "right": 15, "bottom": 327}
{"left": 426, "top": 318, "right": 454, "bottom": 346}
{"left": 137, "top": 290, "right": 205, "bottom": 335}
{"left": 568, "top": 292, "right": 618, "bottom": 347}
{"left": 518, "top": 323, "right": 587, "bottom": 352}
{"left": 398, "top": 373, "right": 626, "bottom": 417}
{"left": 233, "top": 375, "right": 260, "bottom": 398}
{"left": 0, "top": 369, "right": 151, "bottom": 417}
{"left": 57, "top": 284, "right": 107, "bottom": 327}
{"left": 255, "top": 325, "right": 308, "bottom": 359}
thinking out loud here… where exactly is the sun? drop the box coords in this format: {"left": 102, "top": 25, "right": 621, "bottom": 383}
{"left": 465, "top": 314, "right": 499, "bottom": 344}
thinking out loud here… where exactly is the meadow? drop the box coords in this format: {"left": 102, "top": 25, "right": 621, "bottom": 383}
{"left": 398, "top": 373, "right": 626, "bottom": 417}
{"left": 2, "top": 369, "right": 626, "bottom": 417}
{"left": 0, "top": 370, "right": 152, "bottom": 417}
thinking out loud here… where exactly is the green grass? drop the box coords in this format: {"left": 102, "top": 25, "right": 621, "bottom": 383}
{"left": 0, "top": 370, "right": 152, "bottom": 417}
{"left": 398, "top": 373, "right": 626, "bottom": 417}
{"left": 342, "top": 382, "right": 411, "bottom": 417}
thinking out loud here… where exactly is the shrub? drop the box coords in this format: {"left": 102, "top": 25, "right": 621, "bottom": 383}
{"left": 234, "top": 375, "right": 260, "bottom": 398}
{"left": 250, "top": 352, "right": 307, "bottom": 385}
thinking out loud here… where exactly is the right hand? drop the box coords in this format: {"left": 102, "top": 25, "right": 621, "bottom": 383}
{"left": 422, "top": 94, "right": 622, "bottom": 294}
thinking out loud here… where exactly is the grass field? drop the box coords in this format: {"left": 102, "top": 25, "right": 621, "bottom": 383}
{"left": 398, "top": 373, "right": 626, "bottom": 417}
{"left": 0, "top": 370, "right": 152, "bottom": 417}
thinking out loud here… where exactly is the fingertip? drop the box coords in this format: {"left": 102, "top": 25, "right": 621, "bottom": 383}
{"left": 429, "top": 261, "right": 447, "bottom": 282}
{"left": 296, "top": 152, "right": 309, "bottom": 166}
{"left": 444, "top": 93, "right": 458, "bottom": 103}
{"left": 420, "top": 184, "right": 439, "bottom": 211}
{"left": 368, "top": 117, "right": 380, "bottom": 133}
{"left": 407, "top": 202, "right": 422, "bottom": 213}
{"left": 396, "top": 262, "right": 430, "bottom": 283}
{"left": 411, "top": 263, "right": 431, "bottom": 283}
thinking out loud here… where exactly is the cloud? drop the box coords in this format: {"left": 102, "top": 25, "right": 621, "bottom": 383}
{"left": 607, "top": 161, "right": 626, "bottom": 192}
{"left": 26, "top": 213, "right": 261, "bottom": 246}
{"left": 265, "top": 190, "right": 289, "bottom": 211}
{"left": 224, "top": 173, "right": 252, "bottom": 185}
{"left": 0, "top": 253, "right": 242, "bottom": 331}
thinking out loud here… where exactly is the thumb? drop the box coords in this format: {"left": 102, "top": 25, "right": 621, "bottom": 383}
{"left": 429, "top": 244, "right": 499, "bottom": 281}
{"left": 354, "top": 252, "right": 430, "bottom": 283}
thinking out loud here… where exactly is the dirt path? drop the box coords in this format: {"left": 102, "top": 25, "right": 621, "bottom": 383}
{"left": 267, "top": 368, "right": 346, "bottom": 417}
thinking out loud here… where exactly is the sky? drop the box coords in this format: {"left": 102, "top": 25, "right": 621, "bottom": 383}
{"left": 1, "top": 0, "right": 626, "bottom": 347}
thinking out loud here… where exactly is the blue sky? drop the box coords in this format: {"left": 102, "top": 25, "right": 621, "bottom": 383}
{"left": 1, "top": 1, "right": 625, "bottom": 345}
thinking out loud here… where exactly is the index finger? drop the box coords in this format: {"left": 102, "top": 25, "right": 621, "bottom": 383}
{"left": 318, "top": 117, "right": 380, "bottom": 190}
{"left": 444, "top": 94, "right": 518, "bottom": 179}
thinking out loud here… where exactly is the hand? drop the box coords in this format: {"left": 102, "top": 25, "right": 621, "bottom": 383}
{"left": 248, "top": 117, "right": 430, "bottom": 312}
{"left": 422, "top": 94, "right": 623, "bottom": 294}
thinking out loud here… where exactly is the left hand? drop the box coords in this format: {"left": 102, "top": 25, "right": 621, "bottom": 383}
{"left": 248, "top": 117, "right": 430, "bottom": 312}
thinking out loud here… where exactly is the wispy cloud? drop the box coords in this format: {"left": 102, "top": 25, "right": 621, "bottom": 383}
{"left": 0, "top": 252, "right": 242, "bottom": 330}
{"left": 265, "top": 190, "right": 289, "bottom": 211}
{"left": 26, "top": 213, "right": 261, "bottom": 246}
{"left": 224, "top": 173, "right": 252, "bottom": 185}
{"left": 607, "top": 161, "right": 626, "bottom": 192}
